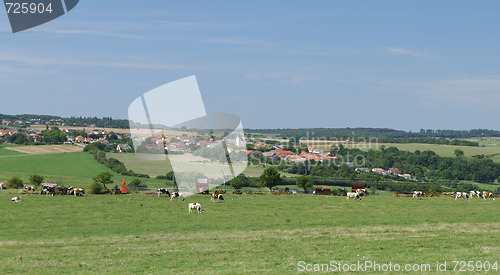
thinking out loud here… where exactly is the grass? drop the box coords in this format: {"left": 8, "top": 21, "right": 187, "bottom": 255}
{"left": 107, "top": 153, "right": 172, "bottom": 177}
{"left": 108, "top": 152, "right": 297, "bottom": 178}
{"left": 0, "top": 148, "right": 25, "bottom": 157}
{"left": 0, "top": 191, "right": 498, "bottom": 273}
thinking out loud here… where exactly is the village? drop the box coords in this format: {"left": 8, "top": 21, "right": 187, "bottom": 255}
{"left": 1, "top": 119, "right": 415, "bottom": 181}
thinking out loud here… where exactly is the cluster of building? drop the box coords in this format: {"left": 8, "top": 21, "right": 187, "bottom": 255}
{"left": 136, "top": 134, "right": 244, "bottom": 153}
{"left": 247, "top": 148, "right": 338, "bottom": 163}
{"left": 356, "top": 167, "right": 412, "bottom": 180}
{"left": 1, "top": 118, "right": 66, "bottom": 126}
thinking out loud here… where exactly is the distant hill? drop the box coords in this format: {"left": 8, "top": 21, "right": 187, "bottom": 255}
{"left": 0, "top": 114, "right": 129, "bottom": 129}
{"left": 246, "top": 127, "right": 500, "bottom": 139}
{"left": 3, "top": 113, "right": 500, "bottom": 139}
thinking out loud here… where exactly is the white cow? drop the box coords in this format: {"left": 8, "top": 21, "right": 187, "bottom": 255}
{"left": 470, "top": 191, "right": 482, "bottom": 199}
{"left": 11, "top": 196, "right": 22, "bottom": 202}
{"left": 188, "top": 203, "right": 202, "bottom": 213}
{"left": 412, "top": 191, "right": 424, "bottom": 198}
{"left": 482, "top": 191, "right": 495, "bottom": 201}
{"left": 0, "top": 182, "right": 5, "bottom": 189}
{"left": 170, "top": 192, "right": 184, "bottom": 201}
{"left": 455, "top": 192, "right": 470, "bottom": 201}
{"left": 346, "top": 192, "right": 361, "bottom": 201}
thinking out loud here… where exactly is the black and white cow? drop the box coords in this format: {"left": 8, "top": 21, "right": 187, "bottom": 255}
{"left": 470, "top": 190, "right": 482, "bottom": 199}
{"left": 211, "top": 193, "right": 224, "bottom": 203}
{"left": 157, "top": 188, "right": 171, "bottom": 198}
{"left": 170, "top": 192, "right": 184, "bottom": 201}
{"left": 24, "top": 186, "right": 36, "bottom": 192}
{"left": 188, "top": 203, "right": 202, "bottom": 213}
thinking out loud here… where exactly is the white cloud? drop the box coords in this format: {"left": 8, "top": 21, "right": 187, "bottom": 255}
{"left": 0, "top": 50, "right": 187, "bottom": 70}
{"left": 195, "top": 37, "right": 279, "bottom": 47}
{"left": 385, "top": 47, "right": 431, "bottom": 58}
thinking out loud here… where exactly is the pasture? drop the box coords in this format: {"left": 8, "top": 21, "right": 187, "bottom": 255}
{"left": 0, "top": 191, "right": 499, "bottom": 273}
{"left": 0, "top": 152, "right": 168, "bottom": 189}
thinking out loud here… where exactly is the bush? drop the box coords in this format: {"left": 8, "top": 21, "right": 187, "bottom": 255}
{"left": 29, "top": 174, "right": 44, "bottom": 187}
{"left": 166, "top": 171, "right": 175, "bottom": 180}
{"left": 89, "top": 181, "right": 105, "bottom": 194}
{"left": 7, "top": 177, "right": 24, "bottom": 189}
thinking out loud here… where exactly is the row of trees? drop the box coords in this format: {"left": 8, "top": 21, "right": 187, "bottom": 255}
{"left": 3, "top": 174, "right": 44, "bottom": 189}
{"left": 85, "top": 144, "right": 149, "bottom": 178}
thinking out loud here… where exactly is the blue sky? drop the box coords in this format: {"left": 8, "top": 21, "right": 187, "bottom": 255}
{"left": 0, "top": 1, "right": 499, "bottom": 131}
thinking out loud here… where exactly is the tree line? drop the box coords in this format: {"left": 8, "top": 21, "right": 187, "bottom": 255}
{"left": 246, "top": 127, "right": 500, "bottom": 139}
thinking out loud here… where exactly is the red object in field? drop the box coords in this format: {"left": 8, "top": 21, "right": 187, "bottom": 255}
{"left": 120, "top": 179, "right": 128, "bottom": 194}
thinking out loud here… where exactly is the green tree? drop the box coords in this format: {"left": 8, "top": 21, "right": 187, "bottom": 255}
{"left": 92, "top": 171, "right": 114, "bottom": 192}
{"left": 258, "top": 166, "right": 282, "bottom": 190}
{"left": 454, "top": 149, "right": 464, "bottom": 157}
{"left": 296, "top": 175, "right": 314, "bottom": 191}
{"left": 230, "top": 177, "right": 244, "bottom": 190}
{"left": 29, "top": 174, "right": 44, "bottom": 187}
{"left": 166, "top": 171, "right": 175, "bottom": 180}
{"left": 7, "top": 176, "right": 24, "bottom": 189}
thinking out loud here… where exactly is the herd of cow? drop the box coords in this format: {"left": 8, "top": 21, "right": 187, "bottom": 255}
{"left": 454, "top": 191, "right": 496, "bottom": 201}
{"left": 410, "top": 190, "right": 496, "bottom": 201}
{"left": 5, "top": 184, "right": 497, "bottom": 209}
{"left": 157, "top": 188, "right": 226, "bottom": 213}
{"left": 18, "top": 183, "right": 87, "bottom": 197}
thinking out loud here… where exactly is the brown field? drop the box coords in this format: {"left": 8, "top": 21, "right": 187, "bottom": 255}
{"left": 5, "top": 145, "right": 84, "bottom": 154}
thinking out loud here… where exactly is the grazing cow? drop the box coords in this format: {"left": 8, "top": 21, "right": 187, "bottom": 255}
{"left": 455, "top": 192, "right": 470, "bottom": 201}
{"left": 211, "top": 193, "right": 225, "bottom": 202}
{"left": 356, "top": 189, "right": 367, "bottom": 196}
{"left": 482, "top": 191, "right": 495, "bottom": 200}
{"left": 11, "top": 196, "right": 22, "bottom": 202}
{"left": 470, "top": 191, "right": 482, "bottom": 199}
{"left": 24, "top": 186, "right": 36, "bottom": 192}
{"left": 73, "top": 188, "right": 85, "bottom": 197}
{"left": 412, "top": 191, "right": 424, "bottom": 198}
{"left": 346, "top": 192, "right": 361, "bottom": 201}
{"left": 188, "top": 203, "right": 202, "bottom": 213}
{"left": 157, "top": 188, "right": 171, "bottom": 198}
{"left": 170, "top": 192, "right": 184, "bottom": 201}
{"left": 60, "top": 186, "right": 74, "bottom": 195}
{"left": 0, "top": 182, "right": 5, "bottom": 189}
{"left": 41, "top": 186, "right": 57, "bottom": 196}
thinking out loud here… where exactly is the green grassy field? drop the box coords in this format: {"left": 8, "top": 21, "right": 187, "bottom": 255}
{"left": 0, "top": 148, "right": 25, "bottom": 157}
{"left": 0, "top": 152, "right": 171, "bottom": 189}
{"left": 108, "top": 152, "right": 297, "bottom": 179}
{"left": 0, "top": 191, "right": 498, "bottom": 273}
